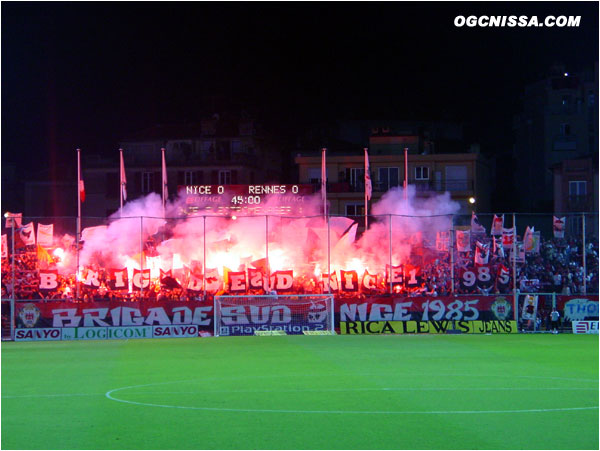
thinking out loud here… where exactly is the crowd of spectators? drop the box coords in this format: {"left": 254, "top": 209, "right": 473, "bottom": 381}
{"left": 1, "top": 236, "right": 598, "bottom": 303}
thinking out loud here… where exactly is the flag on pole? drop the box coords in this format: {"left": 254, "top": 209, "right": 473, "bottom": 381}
{"left": 471, "top": 212, "right": 486, "bottom": 234}
{"left": 521, "top": 294, "right": 538, "bottom": 321}
{"left": 79, "top": 179, "right": 85, "bottom": 203}
{"left": 455, "top": 229, "right": 471, "bottom": 252}
{"left": 1, "top": 234, "right": 7, "bottom": 259}
{"left": 18, "top": 222, "right": 36, "bottom": 247}
{"left": 120, "top": 149, "right": 127, "bottom": 202}
{"left": 491, "top": 214, "right": 504, "bottom": 236}
{"left": 502, "top": 227, "right": 515, "bottom": 247}
{"left": 553, "top": 216, "right": 565, "bottom": 238}
{"left": 162, "top": 148, "right": 168, "bottom": 203}
{"left": 37, "top": 244, "right": 54, "bottom": 268}
{"left": 493, "top": 236, "right": 504, "bottom": 258}
{"left": 532, "top": 231, "right": 541, "bottom": 254}
{"left": 321, "top": 148, "right": 327, "bottom": 214}
{"left": 4, "top": 212, "right": 23, "bottom": 228}
{"left": 475, "top": 241, "right": 489, "bottom": 265}
{"left": 436, "top": 231, "right": 450, "bottom": 252}
{"left": 364, "top": 148, "right": 372, "bottom": 201}
{"left": 523, "top": 226, "right": 535, "bottom": 253}
{"left": 36, "top": 223, "right": 54, "bottom": 248}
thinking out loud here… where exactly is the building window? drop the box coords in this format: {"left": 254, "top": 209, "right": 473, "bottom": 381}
{"left": 569, "top": 180, "right": 587, "bottom": 196}
{"left": 200, "top": 140, "right": 214, "bottom": 152}
{"left": 184, "top": 171, "right": 196, "bottom": 185}
{"left": 217, "top": 141, "right": 231, "bottom": 160}
{"left": 142, "top": 172, "right": 154, "bottom": 193}
{"left": 345, "top": 203, "right": 365, "bottom": 217}
{"left": 378, "top": 167, "right": 399, "bottom": 190}
{"left": 231, "top": 139, "right": 242, "bottom": 153}
{"left": 445, "top": 166, "right": 468, "bottom": 191}
{"left": 349, "top": 168, "right": 365, "bottom": 190}
{"left": 219, "top": 170, "right": 231, "bottom": 185}
{"left": 308, "top": 168, "right": 323, "bottom": 185}
{"left": 415, "top": 166, "right": 429, "bottom": 180}
{"left": 560, "top": 123, "right": 571, "bottom": 136}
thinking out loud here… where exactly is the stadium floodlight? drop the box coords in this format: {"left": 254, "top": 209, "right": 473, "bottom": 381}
{"left": 214, "top": 294, "right": 335, "bottom": 336}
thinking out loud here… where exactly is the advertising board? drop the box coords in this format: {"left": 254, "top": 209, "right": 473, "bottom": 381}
{"left": 340, "top": 320, "right": 518, "bottom": 334}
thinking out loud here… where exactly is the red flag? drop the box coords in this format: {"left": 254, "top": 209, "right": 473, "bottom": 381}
{"left": 120, "top": 149, "right": 127, "bottom": 201}
{"left": 79, "top": 179, "right": 86, "bottom": 203}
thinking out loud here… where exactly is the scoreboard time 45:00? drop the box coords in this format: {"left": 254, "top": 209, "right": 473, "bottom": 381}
{"left": 180, "top": 184, "right": 315, "bottom": 216}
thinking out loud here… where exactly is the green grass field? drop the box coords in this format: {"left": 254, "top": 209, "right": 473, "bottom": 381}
{"left": 1, "top": 334, "right": 598, "bottom": 450}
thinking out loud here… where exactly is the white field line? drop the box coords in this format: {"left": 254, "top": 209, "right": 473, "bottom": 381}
{"left": 104, "top": 381, "right": 599, "bottom": 415}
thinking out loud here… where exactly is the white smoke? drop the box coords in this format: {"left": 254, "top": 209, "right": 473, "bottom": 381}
{"left": 68, "top": 186, "right": 459, "bottom": 281}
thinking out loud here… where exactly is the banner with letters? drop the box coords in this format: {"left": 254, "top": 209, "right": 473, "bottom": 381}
{"left": 14, "top": 300, "right": 214, "bottom": 340}
{"left": 571, "top": 321, "right": 599, "bottom": 334}
{"left": 556, "top": 296, "right": 599, "bottom": 322}
{"left": 337, "top": 295, "right": 514, "bottom": 323}
{"left": 341, "top": 320, "right": 518, "bottom": 334}
{"left": 13, "top": 295, "right": 521, "bottom": 340}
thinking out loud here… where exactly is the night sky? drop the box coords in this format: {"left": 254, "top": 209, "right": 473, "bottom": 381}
{"left": 2, "top": 2, "right": 598, "bottom": 185}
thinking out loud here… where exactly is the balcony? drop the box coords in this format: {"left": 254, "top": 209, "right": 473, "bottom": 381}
{"left": 319, "top": 179, "right": 475, "bottom": 194}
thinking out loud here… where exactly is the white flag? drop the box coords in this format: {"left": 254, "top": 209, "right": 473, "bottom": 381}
{"left": 81, "top": 225, "right": 108, "bottom": 243}
{"left": 553, "top": 216, "right": 565, "bottom": 238}
{"left": 37, "top": 223, "right": 54, "bottom": 248}
{"left": 455, "top": 229, "right": 471, "bottom": 252}
{"left": 364, "top": 148, "right": 372, "bottom": 201}
{"left": 1, "top": 234, "right": 7, "bottom": 259}
{"left": 162, "top": 148, "right": 168, "bottom": 202}
{"left": 474, "top": 241, "right": 489, "bottom": 265}
{"left": 521, "top": 294, "right": 538, "bottom": 321}
{"left": 491, "top": 214, "right": 504, "bottom": 236}
{"left": 471, "top": 212, "right": 486, "bottom": 234}
{"left": 5, "top": 212, "right": 22, "bottom": 228}
{"left": 502, "top": 227, "right": 515, "bottom": 247}
{"left": 493, "top": 236, "right": 504, "bottom": 258}
{"left": 523, "top": 226, "right": 535, "bottom": 253}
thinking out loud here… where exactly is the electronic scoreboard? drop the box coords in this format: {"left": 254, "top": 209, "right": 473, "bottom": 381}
{"left": 180, "top": 184, "right": 315, "bottom": 216}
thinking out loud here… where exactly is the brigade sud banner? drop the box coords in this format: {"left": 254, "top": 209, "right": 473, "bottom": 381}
{"left": 14, "top": 300, "right": 214, "bottom": 340}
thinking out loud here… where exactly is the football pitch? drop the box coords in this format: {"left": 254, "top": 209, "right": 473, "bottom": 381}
{"left": 1, "top": 334, "right": 598, "bottom": 450}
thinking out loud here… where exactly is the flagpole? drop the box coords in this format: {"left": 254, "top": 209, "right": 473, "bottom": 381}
{"left": 11, "top": 225, "right": 15, "bottom": 300}
{"left": 10, "top": 224, "right": 15, "bottom": 339}
{"left": 364, "top": 148, "right": 369, "bottom": 230}
{"left": 203, "top": 216, "right": 207, "bottom": 300}
{"left": 582, "top": 213, "right": 586, "bottom": 295}
{"left": 512, "top": 213, "right": 518, "bottom": 323}
{"left": 450, "top": 220, "right": 455, "bottom": 295}
{"left": 389, "top": 214, "right": 393, "bottom": 294}
{"left": 161, "top": 147, "right": 167, "bottom": 218}
{"left": 403, "top": 147, "right": 408, "bottom": 201}
{"left": 119, "top": 148, "right": 124, "bottom": 213}
{"left": 321, "top": 147, "right": 327, "bottom": 217}
{"left": 76, "top": 148, "right": 81, "bottom": 301}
